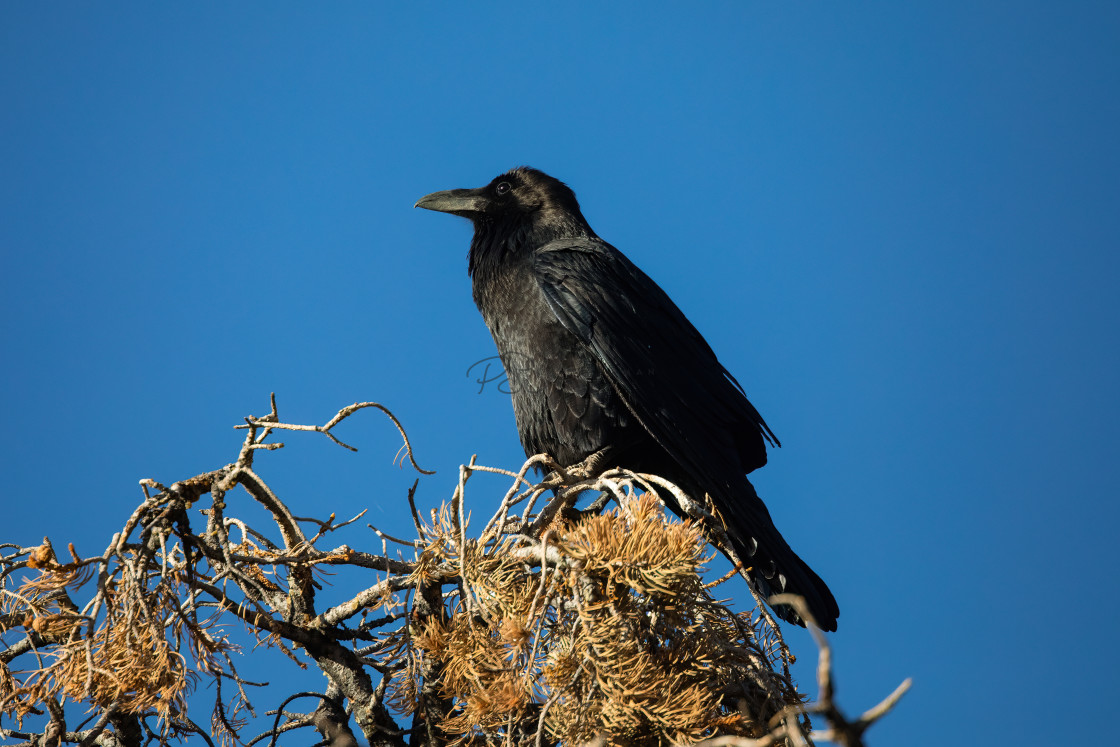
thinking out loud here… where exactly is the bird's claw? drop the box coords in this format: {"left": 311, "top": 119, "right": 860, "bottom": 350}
{"left": 545, "top": 446, "right": 616, "bottom": 486}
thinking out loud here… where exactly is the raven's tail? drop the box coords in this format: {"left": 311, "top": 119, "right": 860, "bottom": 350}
{"left": 711, "top": 478, "right": 840, "bottom": 632}
{"left": 640, "top": 467, "right": 840, "bottom": 631}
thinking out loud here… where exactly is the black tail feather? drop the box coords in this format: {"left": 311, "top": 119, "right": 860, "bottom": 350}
{"left": 655, "top": 472, "right": 840, "bottom": 632}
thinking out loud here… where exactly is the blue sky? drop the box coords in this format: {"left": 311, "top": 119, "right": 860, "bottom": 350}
{"left": 2, "top": 3, "right": 1118, "bottom": 745}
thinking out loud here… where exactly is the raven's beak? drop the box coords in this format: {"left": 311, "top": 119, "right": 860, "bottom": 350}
{"left": 414, "top": 187, "right": 490, "bottom": 216}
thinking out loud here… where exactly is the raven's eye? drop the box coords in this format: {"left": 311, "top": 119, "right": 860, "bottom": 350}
{"left": 495, "top": 182, "right": 511, "bottom": 195}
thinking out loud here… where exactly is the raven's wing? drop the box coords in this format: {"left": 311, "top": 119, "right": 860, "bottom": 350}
{"left": 530, "top": 237, "right": 777, "bottom": 485}
{"left": 531, "top": 237, "right": 839, "bottom": 631}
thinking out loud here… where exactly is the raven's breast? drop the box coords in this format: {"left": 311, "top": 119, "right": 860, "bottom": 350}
{"left": 473, "top": 263, "right": 634, "bottom": 466}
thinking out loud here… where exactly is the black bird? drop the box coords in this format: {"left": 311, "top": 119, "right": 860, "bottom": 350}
{"left": 416, "top": 167, "right": 839, "bottom": 631}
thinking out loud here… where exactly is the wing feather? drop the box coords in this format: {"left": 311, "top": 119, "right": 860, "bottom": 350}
{"left": 531, "top": 238, "right": 777, "bottom": 484}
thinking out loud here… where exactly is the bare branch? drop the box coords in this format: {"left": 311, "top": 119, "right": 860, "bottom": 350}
{"left": 236, "top": 400, "right": 434, "bottom": 475}
{"left": 0, "top": 398, "right": 904, "bottom": 747}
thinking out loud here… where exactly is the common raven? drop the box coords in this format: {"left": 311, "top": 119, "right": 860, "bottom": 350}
{"left": 416, "top": 167, "right": 839, "bottom": 631}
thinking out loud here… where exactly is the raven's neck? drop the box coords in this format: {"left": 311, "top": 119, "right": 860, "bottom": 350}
{"left": 468, "top": 212, "right": 594, "bottom": 281}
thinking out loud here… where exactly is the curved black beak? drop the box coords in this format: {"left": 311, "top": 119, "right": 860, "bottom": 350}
{"left": 414, "top": 187, "right": 491, "bottom": 217}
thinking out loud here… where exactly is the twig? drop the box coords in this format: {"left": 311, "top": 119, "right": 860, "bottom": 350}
{"left": 768, "top": 594, "right": 911, "bottom": 747}
{"left": 236, "top": 401, "right": 434, "bottom": 475}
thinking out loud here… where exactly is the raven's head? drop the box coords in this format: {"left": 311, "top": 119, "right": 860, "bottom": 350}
{"left": 416, "top": 167, "right": 597, "bottom": 276}
{"left": 416, "top": 166, "right": 584, "bottom": 222}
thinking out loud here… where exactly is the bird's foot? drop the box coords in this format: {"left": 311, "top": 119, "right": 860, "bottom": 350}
{"left": 539, "top": 448, "right": 615, "bottom": 488}
{"left": 562, "top": 446, "right": 617, "bottom": 482}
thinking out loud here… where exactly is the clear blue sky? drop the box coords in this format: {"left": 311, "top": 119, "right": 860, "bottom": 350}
{"left": 2, "top": 3, "right": 1118, "bottom": 745}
